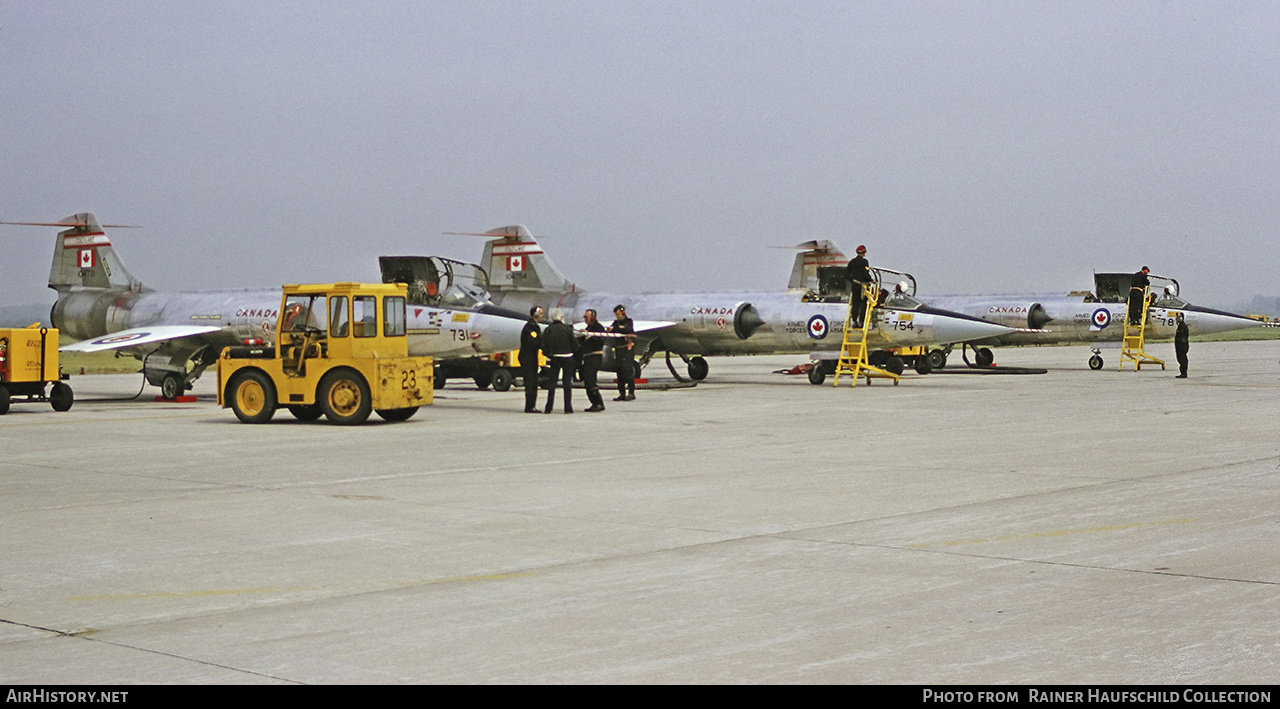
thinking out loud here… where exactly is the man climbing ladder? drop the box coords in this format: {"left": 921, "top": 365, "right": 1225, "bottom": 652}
{"left": 833, "top": 282, "right": 899, "bottom": 387}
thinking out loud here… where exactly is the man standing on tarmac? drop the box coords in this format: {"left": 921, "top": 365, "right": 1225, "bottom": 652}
{"left": 541, "top": 309, "right": 577, "bottom": 414}
{"left": 1174, "top": 312, "right": 1190, "bottom": 378}
{"left": 610, "top": 304, "right": 636, "bottom": 401}
{"left": 845, "top": 245, "right": 871, "bottom": 327}
{"left": 520, "top": 306, "right": 544, "bottom": 413}
{"left": 581, "top": 309, "right": 607, "bottom": 412}
{"left": 1129, "top": 266, "right": 1151, "bottom": 326}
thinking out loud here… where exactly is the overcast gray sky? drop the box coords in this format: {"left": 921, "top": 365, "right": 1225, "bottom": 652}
{"left": 3, "top": 1, "right": 1277, "bottom": 308}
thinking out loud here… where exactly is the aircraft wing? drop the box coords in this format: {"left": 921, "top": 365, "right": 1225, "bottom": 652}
{"left": 60, "top": 325, "right": 225, "bottom": 352}
{"left": 633, "top": 320, "right": 678, "bottom": 332}
{"left": 573, "top": 320, "right": 678, "bottom": 336}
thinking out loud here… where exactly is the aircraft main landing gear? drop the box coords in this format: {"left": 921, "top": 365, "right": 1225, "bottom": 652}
{"left": 687, "top": 356, "right": 709, "bottom": 381}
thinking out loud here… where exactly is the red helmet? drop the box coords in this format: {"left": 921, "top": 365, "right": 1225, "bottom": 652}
{"left": 856, "top": 245, "right": 867, "bottom": 254}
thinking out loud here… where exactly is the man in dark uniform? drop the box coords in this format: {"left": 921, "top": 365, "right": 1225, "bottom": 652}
{"left": 844, "top": 245, "right": 871, "bottom": 326}
{"left": 541, "top": 309, "right": 576, "bottom": 414}
{"left": 1174, "top": 312, "right": 1190, "bottom": 378}
{"left": 1128, "top": 266, "right": 1151, "bottom": 326}
{"left": 519, "top": 306, "right": 544, "bottom": 413}
{"left": 610, "top": 304, "right": 636, "bottom": 401}
{"left": 580, "top": 309, "right": 606, "bottom": 412}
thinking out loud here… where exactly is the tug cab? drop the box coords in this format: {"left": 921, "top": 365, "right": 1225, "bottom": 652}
{"left": 217, "top": 283, "right": 433, "bottom": 424}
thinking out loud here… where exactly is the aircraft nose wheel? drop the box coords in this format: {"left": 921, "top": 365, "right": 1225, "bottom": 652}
{"left": 1089, "top": 354, "right": 1104, "bottom": 370}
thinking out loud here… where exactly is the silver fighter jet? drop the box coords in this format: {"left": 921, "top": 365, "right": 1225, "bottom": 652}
{"left": 413, "top": 226, "right": 1020, "bottom": 382}
{"left": 10, "top": 214, "right": 527, "bottom": 398}
{"left": 786, "top": 240, "right": 1273, "bottom": 370}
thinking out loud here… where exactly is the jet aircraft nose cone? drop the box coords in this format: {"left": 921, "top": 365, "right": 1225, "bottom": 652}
{"left": 1190, "top": 308, "right": 1270, "bottom": 335}
{"left": 921, "top": 306, "right": 1017, "bottom": 343}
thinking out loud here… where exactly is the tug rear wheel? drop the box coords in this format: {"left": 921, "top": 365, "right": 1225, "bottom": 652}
{"left": 319, "top": 369, "right": 372, "bottom": 425}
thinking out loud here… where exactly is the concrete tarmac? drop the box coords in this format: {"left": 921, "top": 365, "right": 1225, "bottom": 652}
{"left": 1, "top": 341, "right": 1277, "bottom": 684}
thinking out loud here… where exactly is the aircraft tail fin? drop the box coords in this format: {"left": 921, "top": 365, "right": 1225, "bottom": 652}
{"left": 786, "top": 240, "right": 848, "bottom": 292}
{"left": 479, "top": 225, "right": 574, "bottom": 295}
{"left": 42, "top": 213, "right": 145, "bottom": 293}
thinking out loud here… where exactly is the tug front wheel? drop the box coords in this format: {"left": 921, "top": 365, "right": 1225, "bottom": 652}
{"left": 228, "top": 370, "right": 276, "bottom": 423}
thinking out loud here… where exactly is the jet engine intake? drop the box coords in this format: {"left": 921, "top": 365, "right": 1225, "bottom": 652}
{"left": 733, "top": 303, "right": 765, "bottom": 340}
{"left": 1027, "top": 303, "right": 1051, "bottom": 329}
{"left": 984, "top": 302, "right": 1051, "bottom": 330}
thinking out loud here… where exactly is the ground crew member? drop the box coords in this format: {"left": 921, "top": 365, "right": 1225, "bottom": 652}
{"left": 610, "top": 304, "right": 636, "bottom": 401}
{"left": 541, "top": 309, "right": 577, "bottom": 414}
{"left": 1128, "top": 266, "right": 1150, "bottom": 326}
{"left": 1174, "top": 312, "right": 1189, "bottom": 378}
{"left": 520, "top": 306, "right": 544, "bottom": 413}
{"left": 581, "top": 309, "right": 606, "bottom": 412}
{"left": 845, "top": 245, "right": 871, "bottom": 327}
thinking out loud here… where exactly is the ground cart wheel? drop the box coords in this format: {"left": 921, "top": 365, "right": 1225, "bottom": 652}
{"left": 807, "top": 365, "right": 826, "bottom": 385}
{"left": 49, "top": 382, "right": 74, "bottom": 412}
{"left": 288, "top": 404, "right": 323, "bottom": 421}
{"left": 491, "top": 368, "right": 513, "bottom": 392}
{"left": 376, "top": 407, "right": 418, "bottom": 422}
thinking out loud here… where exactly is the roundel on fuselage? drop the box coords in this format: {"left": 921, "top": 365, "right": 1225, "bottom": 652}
{"left": 807, "top": 314, "right": 828, "bottom": 340}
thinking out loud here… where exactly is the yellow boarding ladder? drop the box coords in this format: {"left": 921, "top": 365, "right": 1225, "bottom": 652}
{"left": 833, "top": 283, "right": 899, "bottom": 386}
{"left": 1119, "top": 286, "right": 1165, "bottom": 371}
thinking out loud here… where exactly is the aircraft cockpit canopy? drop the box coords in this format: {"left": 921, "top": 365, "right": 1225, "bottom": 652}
{"left": 806, "top": 265, "right": 921, "bottom": 308}
{"left": 380, "top": 256, "right": 494, "bottom": 309}
{"left": 1093, "top": 272, "right": 1179, "bottom": 303}
{"left": 1152, "top": 285, "right": 1188, "bottom": 309}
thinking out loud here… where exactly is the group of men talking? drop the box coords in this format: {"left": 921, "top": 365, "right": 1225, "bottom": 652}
{"left": 518, "top": 304, "right": 637, "bottom": 414}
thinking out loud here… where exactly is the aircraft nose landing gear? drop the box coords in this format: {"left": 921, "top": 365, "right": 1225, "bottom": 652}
{"left": 1088, "top": 347, "right": 1104, "bottom": 370}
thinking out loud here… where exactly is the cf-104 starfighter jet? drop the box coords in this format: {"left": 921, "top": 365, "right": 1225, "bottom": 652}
{"left": 383, "top": 225, "right": 1023, "bottom": 382}
{"left": 5, "top": 214, "right": 528, "bottom": 400}
{"left": 783, "top": 240, "right": 1273, "bottom": 370}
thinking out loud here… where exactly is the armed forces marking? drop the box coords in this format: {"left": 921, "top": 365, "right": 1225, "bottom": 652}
{"left": 88, "top": 332, "right": 151, "bottom": 345}
{"left": 807, "top": 315, "right": 829, "bottom": 340}
{"left": 1091, "top": 308, "right": 1112, "bottom": 329}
